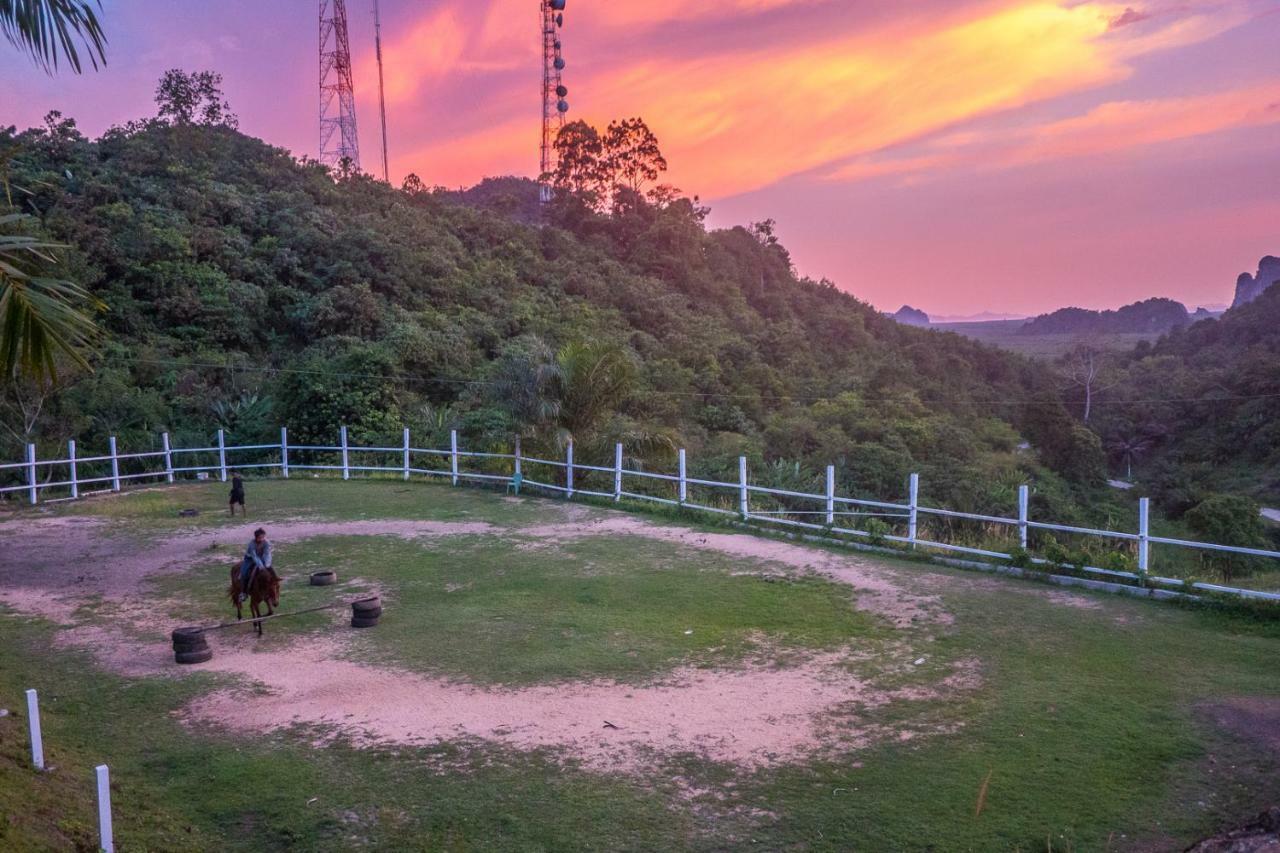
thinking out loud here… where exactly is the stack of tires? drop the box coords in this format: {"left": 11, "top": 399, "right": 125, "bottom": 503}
{"left": 172, "top": 627, "right": 212, "bottom": 664}
{"left": 351, "top": 597, "right": 381, "bottom": 628}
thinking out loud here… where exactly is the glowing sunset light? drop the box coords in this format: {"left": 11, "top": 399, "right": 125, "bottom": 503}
{"left": 3, "top": 0, "right": 1276, "bottom": 314}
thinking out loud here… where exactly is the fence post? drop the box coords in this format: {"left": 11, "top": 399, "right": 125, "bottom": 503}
{"left": 216, "top": 429, "right": 228, "bottom": 482}
{"left": 1018, "top": 485, "right": 1029, "bottom": 550}
{"left": 614, "top": 443, "right": 623, "bottom": 501}
{"left": 403, "top": 428, "right": 411, "bottom": 480}
{"left": 565, "top": 442, "right": 575, "bottom": 497}
{"left": 678, "top": 448, "right": 687, "bottom": 505}
{"left": 161, "top": 432, "right": 174, "bottom": 484}
{"left": 450, "top": 430, "right": 459, "bottom": 485}
{"left": 280, "top": 427, "right": 289, "bottom": 478}
{"left": 738, "top": 456, "right": 749, "bottom": 520}
{"left": 108, "top": 436, "right": 121, "bottom": 492}
{"left": 96, "top": 764, "right": 114, "bottom": 853}
{"left": 340, "top": 426, "right": 350, "bottom": 481}
{"left": 908, "top": 472, "right": 919, "bottom": 548}
{"left": 26, "top": 443, "right": 37, "bottom": 505}
{"left": 1138, "top": 497, "right": 1150, "bottom": 581}
{"left": 514, "top": 436, "right": 522, "bottom": 478}
{"left": 25, "top": 689, "right": 43, "bottom": 770}
{"left": 825, "top": 465, "right": 835, "bottom": 527}
{"left": 68, "top": 439, "right": 78, "bottom": 500}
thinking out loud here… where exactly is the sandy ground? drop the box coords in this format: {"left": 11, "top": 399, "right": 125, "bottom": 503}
{"left": 0, "top": 503, "right": 985, "bottom": 773}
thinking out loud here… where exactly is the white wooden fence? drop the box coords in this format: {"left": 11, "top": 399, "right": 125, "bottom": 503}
{"left": 3, "top": 427, "right": 1279, "bottom": 603}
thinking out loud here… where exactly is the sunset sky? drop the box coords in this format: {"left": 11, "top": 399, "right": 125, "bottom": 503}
{"left": 3, "top": 0, "right": 1278, "bottom": 316}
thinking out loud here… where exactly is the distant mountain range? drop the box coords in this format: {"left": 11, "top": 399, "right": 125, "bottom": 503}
{"left": 929, "top": 311, "right": 1029, "bottom": 323}
{"left": 888, "top": 255, "right": 1275, "bottom": 334}
{"left": 1017, "top": 297, "right": 1193, "bottom": 336}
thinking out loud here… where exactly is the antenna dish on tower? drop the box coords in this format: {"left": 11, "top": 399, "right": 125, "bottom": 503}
{"left": 540, "top": 0, "right": 571, "bottom": 205}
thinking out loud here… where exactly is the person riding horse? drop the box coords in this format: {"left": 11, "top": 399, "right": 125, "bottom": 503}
{"left": 238, "top": 528, "right": 274, "bottom": 604}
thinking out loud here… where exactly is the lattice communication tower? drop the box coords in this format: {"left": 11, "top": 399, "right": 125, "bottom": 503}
{"left": 320, "top": 0, "right": 361, "bottom": 171}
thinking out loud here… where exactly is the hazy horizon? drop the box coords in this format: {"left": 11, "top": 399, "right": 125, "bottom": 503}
{"left": 5, "top": 0, "right": 1277, "bottom": 314}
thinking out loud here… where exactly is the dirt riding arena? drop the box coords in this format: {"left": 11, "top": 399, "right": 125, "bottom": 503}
{"left": 1, "top": 479, "right": 1277, "bottom": 851}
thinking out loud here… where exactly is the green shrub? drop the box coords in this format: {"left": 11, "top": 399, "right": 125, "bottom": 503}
{"left": 863, "top": 517, "right": 890, "bottom": 546}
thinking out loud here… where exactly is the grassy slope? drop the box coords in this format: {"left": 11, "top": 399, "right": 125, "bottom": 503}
{"left": 1, "top": 481, "right": 1278, "bottom": 851}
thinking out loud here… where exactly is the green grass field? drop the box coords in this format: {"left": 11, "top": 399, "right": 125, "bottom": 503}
{"left": 1, "top": 479, "right": 1278, "bottom": 851}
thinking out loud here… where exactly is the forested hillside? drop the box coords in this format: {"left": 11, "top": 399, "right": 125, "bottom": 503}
{"left": 1019, "top": 297, "right": 1190, "bottom": 336}
{"left": 1094, "top": 286, "right": 1280, "bottom": 507}
{"left": 1, "top": 117, "right": 1107, "bottom": 518}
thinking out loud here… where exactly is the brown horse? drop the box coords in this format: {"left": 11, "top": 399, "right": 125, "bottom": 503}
{"left": 228, "top": 564, "right": 280, "bottom": 635}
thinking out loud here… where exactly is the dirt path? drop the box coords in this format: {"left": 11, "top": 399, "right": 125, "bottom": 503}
{"left": 183, "top": 635, "right": 978, "bottom": 772}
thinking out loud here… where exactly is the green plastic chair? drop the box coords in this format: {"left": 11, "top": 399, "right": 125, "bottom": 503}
{"left": 506, "top": 472, "right": 523, "bottom": 496}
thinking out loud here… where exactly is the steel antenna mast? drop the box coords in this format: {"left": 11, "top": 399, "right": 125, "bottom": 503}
{"left": 540, "top": 0, "right": 569, "bottom": 205}
{"left": 319, "top": 0, "right": 361, "bottom": 171}
{"left": 373, "top": 0, "right": 389, "bottom": 182}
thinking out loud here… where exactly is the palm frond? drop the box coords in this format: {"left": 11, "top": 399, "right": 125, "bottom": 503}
{"left": 0, "top": 213, "right": 103, "bottom": 382}
{"left": 0, "top": 0, "right": 106, "bottom": 74}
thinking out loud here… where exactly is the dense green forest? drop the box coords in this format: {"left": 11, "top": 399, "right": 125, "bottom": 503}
{"left": 1092, "top": 286, "right": 1280, "bottom": 511}
{"left": 0, "top": 112, "right": 1114, "bottom": 523}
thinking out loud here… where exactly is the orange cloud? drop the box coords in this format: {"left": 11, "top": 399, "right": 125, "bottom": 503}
{"left": 826, "top": 80, "right": 1280, "bottom": 182}
{"left": 380, "top": 0, "right": 1260, "bottom": 196}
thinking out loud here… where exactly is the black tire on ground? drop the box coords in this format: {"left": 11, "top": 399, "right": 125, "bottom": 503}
{"left": 351, "top": 616, "right": 380, "bottom": 629}
{"left": 175, "top": 648, "right": 214, "bottom": 664}
{"left": 349, "top": 606, "right": 382, "bottom": 619}
{"left": 310, "top": 571, "right": 337, "bottom": 586}
{"left": 172, "top": 627, "right": 205, "bottom": 643}
{"left": 351, "top": 598, "right": 381, "bottom": 613}
{"left": 172, "top": 639, "right": 209, "bottom": 653}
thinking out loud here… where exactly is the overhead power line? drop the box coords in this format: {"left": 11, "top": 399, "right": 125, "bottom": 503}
{"left": 106, "top": 355, "right": 1280, "bottom": 408}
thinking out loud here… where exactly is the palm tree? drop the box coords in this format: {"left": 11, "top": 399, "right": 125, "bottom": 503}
{"left": 1, "top": 2, "right": 107, "bottom": 382}
{"left": 1, "top": 0, "right": 106, "bottom": 73}
{"left": 1107, "top": 433, "right": 1152, "bottom": 480}
{"left": 0, "top": 213, "right": 102, "bottom": 382}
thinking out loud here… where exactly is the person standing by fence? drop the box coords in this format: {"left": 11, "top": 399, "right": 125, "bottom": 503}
{"left": 229, "top": 473, "right": 245, "bottom": 516}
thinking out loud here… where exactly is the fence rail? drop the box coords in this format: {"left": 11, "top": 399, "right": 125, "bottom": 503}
{"left": 4, "top": 427, "right": 1279, "bottom": 603}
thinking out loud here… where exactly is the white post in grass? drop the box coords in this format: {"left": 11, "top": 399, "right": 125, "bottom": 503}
{"left": 908, "top": 472, "right": 919, "bottom": 548}
{"left": 1018, "top": 485, "right": 1029, "bottom": 550}
{"left": 340, "top": 426, "right": 350, "bottom": 481}
{"left": 449, "top": 429, "right": 459, "bottom": 485}
{"left": 565, "top": 442, "right": 575, "bottom": 497}
{"left": 96, "top": 764, "right": 114, "bottom": 853}
{"left": 513, "top": 436, "right": 522, "bottom": 478}
{"left": 738, "top": 456, "right": 749, "bottom": 520}
{"left": 677, "top": 448, "right": 687, "bottom": 505}
{"left": 402, "top": 428, "right": 411, "bottom": 480}
{"left": 68, "top": 440, "right": 79, "bottom": 500}
{"left": 161, "top": 432, "right": 174, "bottom": 484}
{"left": 825, "top": 464, "right": 836, "bottom": 527}
{"left": 25, "top": 689, "right": 43, "bottom": 770}
{"left": 1138, "top": 497, "right": 1150, "bottom": 581}
{"left": 26, "top": 443, "right": 37, "bottom": 505}
{"left": 216, "top": 429, "right": 228, "bottom": 482}
{"left": 108, "top": 436, "right": 121, "bottom": 492}
{"left": 280, "top": 427, "right": 289, "bottom": 478}
{"left": 614, "top": 443, "right": 623, "bottom": 501}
